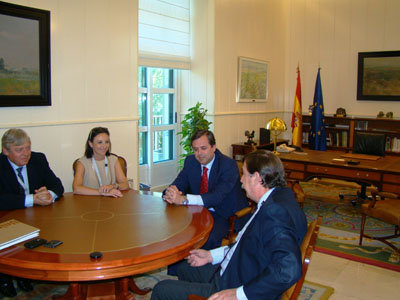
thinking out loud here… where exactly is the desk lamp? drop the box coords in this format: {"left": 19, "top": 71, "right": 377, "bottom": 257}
{"left": 266, "top": 117, "right": 287, "bottom": 154}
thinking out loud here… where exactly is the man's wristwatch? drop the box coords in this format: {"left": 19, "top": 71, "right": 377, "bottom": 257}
{"left": 182, "top": 195, "right": 189, "bottom": 205}
{"left": 114, "top": 183, "right": 119, "bottom": 190}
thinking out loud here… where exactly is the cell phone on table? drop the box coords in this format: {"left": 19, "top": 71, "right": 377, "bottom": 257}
{"left": 44, "top": 240, "right": 63, "bottom": 248}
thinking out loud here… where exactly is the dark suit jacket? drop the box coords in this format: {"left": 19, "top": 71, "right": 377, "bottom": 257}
{"left": 170, "top": 149, "right": 248, "bottom": 219}
{"left": 0, "top": 152, "right": 64, "bottom": 210}
{"left": 220, "top": 187, "right": 307, "bottom": 300}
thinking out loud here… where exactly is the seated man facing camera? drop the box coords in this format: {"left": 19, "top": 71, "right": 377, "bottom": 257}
{"left": 0, "top": 128, "right": 64, "bottom": 297}
{"left": 163, "top": 130, "right": 248, "bottom": 250}
{"left": 153, "top": 150, "right": 307, "bottom": 300}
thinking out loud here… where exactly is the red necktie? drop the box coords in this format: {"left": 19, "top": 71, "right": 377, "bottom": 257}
{"left": 200, "top": 167, "right": 208, "bottom": 194}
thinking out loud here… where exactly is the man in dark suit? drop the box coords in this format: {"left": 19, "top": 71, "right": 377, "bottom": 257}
{"left": 163, "top": 130, "right": 248, "bottom": 250}
{"left": 152, "top": 150, "right": 307, "bottom": 300}
{"left": 0, "top": 128, "right": 64, "bottom": 297}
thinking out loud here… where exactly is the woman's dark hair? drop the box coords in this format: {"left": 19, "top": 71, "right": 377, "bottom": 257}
{"left": 84, "top": 127, "right": 111, "bottom": 158}
{"left": 244, "top": 150, "right": 286, "bottom": 188}
{"left": 190, "top": 130, "right": 216, "bottom": 147}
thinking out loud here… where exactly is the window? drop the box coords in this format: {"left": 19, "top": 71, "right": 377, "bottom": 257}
{"left": 138, "top": 66, "right": 180, "bottom": 187}
{"left": 138, "top": 0, "right": 191, "bottom": 188}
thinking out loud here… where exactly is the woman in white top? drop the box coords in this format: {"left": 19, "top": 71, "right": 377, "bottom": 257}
{"left": 73, "top": 127, "right": 129, "bottom": 197}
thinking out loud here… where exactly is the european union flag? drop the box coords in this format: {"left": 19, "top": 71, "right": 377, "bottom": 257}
{"left": 309, "top": 68, "right": 326, "bottom": 151}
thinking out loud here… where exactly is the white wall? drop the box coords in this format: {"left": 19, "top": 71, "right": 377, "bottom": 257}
{"left": 192, "top": 0, "right": 400, "bottom": 157}
{"left": 187, "top": 0, "right": 288, "bottom": 156}
{"left": 284, "top": 0, "right": 400, "bottom": 117}
{"left": 3, "top": 0, "right": 399, "bottom": 190}
{"left": 0, "top": 0, "right": 139, "bottom": 192}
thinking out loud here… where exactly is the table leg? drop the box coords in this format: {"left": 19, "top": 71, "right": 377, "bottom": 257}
{"left": 115, "top": 277, "right": 135, "bottom": 300}
{"left": 52, "top": 283, "right": 86, "bottom": 300}
{"left": 128, "top": 277, "right": 152, "bottom": 295}
{"left": 52, "top": 278, "right": 136, "bottom": 300}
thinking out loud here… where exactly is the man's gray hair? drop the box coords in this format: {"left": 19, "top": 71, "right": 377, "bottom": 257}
{"left": 2, "top": 129, "right": 31, "bottom": 151}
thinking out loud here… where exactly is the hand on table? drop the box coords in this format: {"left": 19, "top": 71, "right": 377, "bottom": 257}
{"left": 163, "top": 185, "right": 184, "bottom": 204}
{"left": 33, "top": 186, "right": 53, "bottom": 206}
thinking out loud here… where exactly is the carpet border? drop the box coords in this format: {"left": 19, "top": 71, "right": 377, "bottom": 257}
{"left": 315, "top": 246, "right": 400, "bottom": 272}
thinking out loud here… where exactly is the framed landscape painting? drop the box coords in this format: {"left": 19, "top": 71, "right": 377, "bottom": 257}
{"left": 357, "top": 51, "right": 400, "bottom": 101}
{"left": 0, "top": 1, "right": 51, "bottom": 107}
{"left": 236, "top": 57, "right": 268, "bottom": 103}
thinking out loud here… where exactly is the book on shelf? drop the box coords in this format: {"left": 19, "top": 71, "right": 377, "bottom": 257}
{"left": 355, "top": 120, "right": 368, "bottom": 130}
{"left": 0, "top": 219, "right": 40, "bottom": 251}
{"left": 342, "top": 131, "right": 348, "bottom": 147}
{"left": 335, "top": 124, "right": 349, "bottom": 129}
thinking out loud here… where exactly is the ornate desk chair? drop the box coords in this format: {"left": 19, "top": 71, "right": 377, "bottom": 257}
{"left": 359, "top": 189, "right": 400, "bottom": 255}
{"left": 189, "top": 217, "right": 322, "bottom": 300}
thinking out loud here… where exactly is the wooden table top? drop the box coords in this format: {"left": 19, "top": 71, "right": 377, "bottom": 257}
{"left": 0, "top": 190, "right": 213, "bottom": 282}
{"left": 278, "top": 149, "right": 400, "bottom": 174}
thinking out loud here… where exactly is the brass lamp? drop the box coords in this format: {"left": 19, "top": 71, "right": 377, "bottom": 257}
{"left": 266, "top": 117, "right": 287, "bottom": 154}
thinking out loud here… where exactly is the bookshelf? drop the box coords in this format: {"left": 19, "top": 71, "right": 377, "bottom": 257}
{"left": 302, "top": 115, "right": 400, "bottom": 155}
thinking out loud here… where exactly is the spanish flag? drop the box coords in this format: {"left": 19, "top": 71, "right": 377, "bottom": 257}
{"left": 291, "top": 67, "right": 302, "bottom": 147}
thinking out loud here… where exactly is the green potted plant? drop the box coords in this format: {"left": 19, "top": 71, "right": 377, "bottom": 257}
{"left": 178, "top": 102, "right": 212, "bottom": 169}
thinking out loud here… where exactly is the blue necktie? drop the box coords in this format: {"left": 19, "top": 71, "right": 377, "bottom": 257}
{"left": 16, "top": 167, "right": 25, "bottom": 183}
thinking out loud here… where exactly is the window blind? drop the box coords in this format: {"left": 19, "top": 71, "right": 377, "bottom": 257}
{"left": 138, "top": 0, "right": 191, "bottom": 69}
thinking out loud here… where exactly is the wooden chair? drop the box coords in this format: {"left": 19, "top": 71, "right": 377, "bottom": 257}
{"left": 72, "top": 153, "right": 127, "bottom": 176}
{"left": 280, "top": 216, "right": 321, "bottom": 300}
{"left": 286, "top": 179, "right": 305, "bottom": 209}
{"left": 359, "top": 189, "right": 400, "bottom": 255}
{"left": 189, "top": 217, "right": 322, "bottom": 300}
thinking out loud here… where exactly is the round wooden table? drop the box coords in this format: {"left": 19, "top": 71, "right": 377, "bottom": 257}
{"left": 0, "top": 190, "right": 213, "bottom": 299}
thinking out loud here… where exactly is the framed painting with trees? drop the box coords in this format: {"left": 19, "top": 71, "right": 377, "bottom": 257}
{"left": 0, "top": 1, "right": 51, "bottom": 107}
{"left": 357, "top": 51, "right": 400, "bottom": 101}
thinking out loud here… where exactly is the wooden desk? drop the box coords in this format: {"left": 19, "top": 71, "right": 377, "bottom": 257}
{"left": 0, "top": 190, "right": 213, "bottom": 299}
{"left": 279, "top": 150, "right": 400, "bottom": 194}
{"left": 232, "top": 139, "right": 288, "bottom": 161}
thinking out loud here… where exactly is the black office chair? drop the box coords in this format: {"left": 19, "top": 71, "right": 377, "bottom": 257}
{"left": 353, "top": 131, "right": 386, "bottom": 157}
{"left": 339, "top": 132, "right": 386, "bottom": 205}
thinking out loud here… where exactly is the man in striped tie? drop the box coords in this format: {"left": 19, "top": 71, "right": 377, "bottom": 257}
{"left": 0, "top": 128, "right": 64, "bottom": 297}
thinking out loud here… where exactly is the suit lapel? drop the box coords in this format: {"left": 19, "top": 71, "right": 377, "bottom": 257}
{"left": 208, "top": 150, "right": 219, "bottom": 189}
{"left": 26, "top": 159, "right": 36, "bottom": 194}
{"left": 240, "top": 187, "right": 281, "bottom": 237}
{"left": 1, "top": 154, "right": 25, "bottom": 193}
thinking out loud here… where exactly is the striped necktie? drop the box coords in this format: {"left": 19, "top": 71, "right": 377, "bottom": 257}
{"left": 16, "top": 167, "right": 25, "bottom": 183}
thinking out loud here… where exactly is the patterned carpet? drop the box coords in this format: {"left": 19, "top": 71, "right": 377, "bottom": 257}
{"left": 1, "top": 268, "right": 334, "bottom": 300}
{"left": 301, "top": 179, "right": 400, "bottom": 271}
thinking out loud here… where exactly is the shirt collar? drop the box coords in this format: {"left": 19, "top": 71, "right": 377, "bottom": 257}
{"left": 7, "top": 159, "right": 25, "bottom": 171}
{"left": 257, "top": 187, "right": 275, "bottom": 208}
{"left": 202, "top": 154, "right": 215, "bottom": 170}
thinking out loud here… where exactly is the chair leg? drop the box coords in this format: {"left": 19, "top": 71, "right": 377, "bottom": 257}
{"left": 128, "top": 277, "right": 151, "bottom": 295}
{"left": 359, "top": 214, "right": 366, "bottom": 246}
{"left": 360, "top": 219, "right": 400, "bottom": 255}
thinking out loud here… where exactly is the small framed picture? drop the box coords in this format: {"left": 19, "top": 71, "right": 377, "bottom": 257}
{"left": 236, "top": 57, "right": 268, "bottom": 103}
